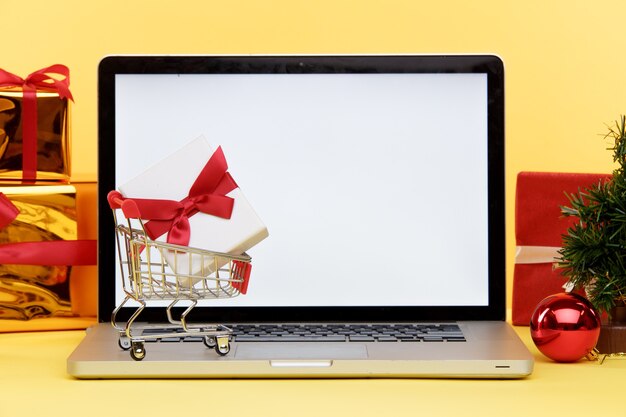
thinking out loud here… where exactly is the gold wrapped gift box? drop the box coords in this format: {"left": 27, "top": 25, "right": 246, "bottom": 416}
{"left": 0, "top": 185, "right": 77, "bottom": 320}
{"left": 0, "top": 180, "right": 97, "bottom": 332}
{"left": 0, "top": 88, "right": 71, "bottom": 182}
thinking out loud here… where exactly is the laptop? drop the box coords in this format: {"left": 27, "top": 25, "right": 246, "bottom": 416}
{"left": 67, "top": 55, "right": 534, "bottom": 378}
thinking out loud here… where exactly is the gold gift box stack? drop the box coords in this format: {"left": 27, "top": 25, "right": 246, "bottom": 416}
{"left": 0, "top": 81, "right": 96, "bottom": 327}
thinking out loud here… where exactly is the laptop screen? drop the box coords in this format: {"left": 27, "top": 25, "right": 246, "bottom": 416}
{"left": 98, "top": 56, "right": 505, "bottom": 322}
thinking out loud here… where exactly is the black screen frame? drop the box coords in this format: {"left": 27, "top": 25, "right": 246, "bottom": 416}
{"left": 97, "top": 55, "right": 505, "bottom": 323}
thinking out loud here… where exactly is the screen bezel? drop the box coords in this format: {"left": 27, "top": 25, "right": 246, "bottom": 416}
{"left": 97, "top": 55, "right": 505, "bottom": 323}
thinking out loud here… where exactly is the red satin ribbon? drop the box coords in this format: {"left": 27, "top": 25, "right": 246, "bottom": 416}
{"left": 0, "top": 192, "right": 97, "bottom": 266}
{"left": 0, "top": 240, "right": 97, "bottom": 265}
{"left": 0, "top": 65, "right": 74, "bottom": 181}
{"left": 0, "top": 192, "right": 20, "bottom": 229}
{"left": 117, "top": 146, "right": 238, "bottom": 247}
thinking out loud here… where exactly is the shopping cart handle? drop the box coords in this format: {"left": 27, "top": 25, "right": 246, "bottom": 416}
{"left": 121, "top": 199, "right": 142, "bottom": 219}
{"left": 107, "top": 190, "right": 143, "bottom": 219}
{"left": 107, "top": 190, "right": 124, "bottom": 210}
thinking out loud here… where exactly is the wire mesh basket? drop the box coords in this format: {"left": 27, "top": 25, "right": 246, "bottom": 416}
{"left": 107, "top": 191, "right": 251, "bottom": 360}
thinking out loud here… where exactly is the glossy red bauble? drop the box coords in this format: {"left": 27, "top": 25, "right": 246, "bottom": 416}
{"left": 530, "top": 292, "right": 601, "bottom": 362}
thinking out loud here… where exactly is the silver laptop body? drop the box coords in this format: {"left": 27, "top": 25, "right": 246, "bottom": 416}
{"left": 67, "top": 55, "right": 534, "bottom": 379}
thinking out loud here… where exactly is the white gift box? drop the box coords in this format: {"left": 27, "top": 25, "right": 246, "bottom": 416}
{"left": 118, "top": 136, "right": 268, "bottom": 282}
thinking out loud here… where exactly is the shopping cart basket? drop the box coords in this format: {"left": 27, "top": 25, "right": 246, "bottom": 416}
{"left": 107, "top": 191, "right": 252, "bottom": 361}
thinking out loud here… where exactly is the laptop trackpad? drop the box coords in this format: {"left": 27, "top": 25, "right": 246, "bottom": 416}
{"left": 235, "top": 343, "right": 368, "bottom": 360}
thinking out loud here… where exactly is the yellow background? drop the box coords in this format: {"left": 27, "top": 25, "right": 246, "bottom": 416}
{"left": 3, "top": 0, "right": 626, "bottom": 306}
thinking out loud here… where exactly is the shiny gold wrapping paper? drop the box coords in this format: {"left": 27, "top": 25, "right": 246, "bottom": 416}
{"left": 0, "top": 185, "right": 77, "bottom": 319}
{"left": 70, "top": 181, "right": 97, "bottom": 319}
{"left": 0, "top": 88, "right": 71, "bottom": 182}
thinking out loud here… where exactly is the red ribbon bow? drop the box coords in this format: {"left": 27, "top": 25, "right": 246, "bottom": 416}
{"left": 0, "top": 192, "right": 96, "bottom": 266}
{"left": 116, "top": 146, "right": 238, "bottom": 247}
{"left": 0, "top": 65, "right": 74, "bottom": 181}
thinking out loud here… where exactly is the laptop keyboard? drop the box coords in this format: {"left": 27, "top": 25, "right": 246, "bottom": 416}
{"left": 141, "top": 323, "right": 466, "bottom": 343}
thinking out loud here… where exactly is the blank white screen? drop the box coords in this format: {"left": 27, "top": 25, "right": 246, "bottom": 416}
{"left": 115, "top": 73, "right": 489, "bottom": 307}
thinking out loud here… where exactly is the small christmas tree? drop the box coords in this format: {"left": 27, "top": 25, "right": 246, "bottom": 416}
{"left": 558, "top": 116, "right": 626, "bottom": 314}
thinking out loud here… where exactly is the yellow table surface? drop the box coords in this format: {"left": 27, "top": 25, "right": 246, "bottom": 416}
{"left": 0, "top": 326, "right": 624, "bottom": 417}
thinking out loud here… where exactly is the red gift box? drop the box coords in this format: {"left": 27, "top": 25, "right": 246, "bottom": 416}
{"left": 512, "top": 171, "right": 611, "bottom": 326}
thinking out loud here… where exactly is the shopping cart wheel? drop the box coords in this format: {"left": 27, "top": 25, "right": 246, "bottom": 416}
{"left": 118, "top": 334, "right": 131, "bottom": 350}
{"left": 215, "top": 336, "right": 230, "bottom": 356}
{"left": 130, "top": 341, "right": 146, "bottom": 361}
{"left": 203, "top": 336, "right": 217, "bottom": 348}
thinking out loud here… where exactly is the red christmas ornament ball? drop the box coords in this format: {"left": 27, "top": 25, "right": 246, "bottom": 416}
{"left": 530, "top": 292, "right": 601, "bottom": 362}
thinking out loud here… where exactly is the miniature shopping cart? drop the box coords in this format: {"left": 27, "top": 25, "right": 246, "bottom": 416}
{"left": 107, "top": 191, "right": 252, "bottom": 361}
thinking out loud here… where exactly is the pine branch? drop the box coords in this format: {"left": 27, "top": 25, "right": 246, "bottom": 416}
{"left": 557, "top": 115, "right": 626, "bottom": 313}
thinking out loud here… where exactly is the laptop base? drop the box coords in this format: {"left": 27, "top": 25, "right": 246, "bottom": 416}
{"left": 67, "top": 321, "right": 533, "bottom": 379}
